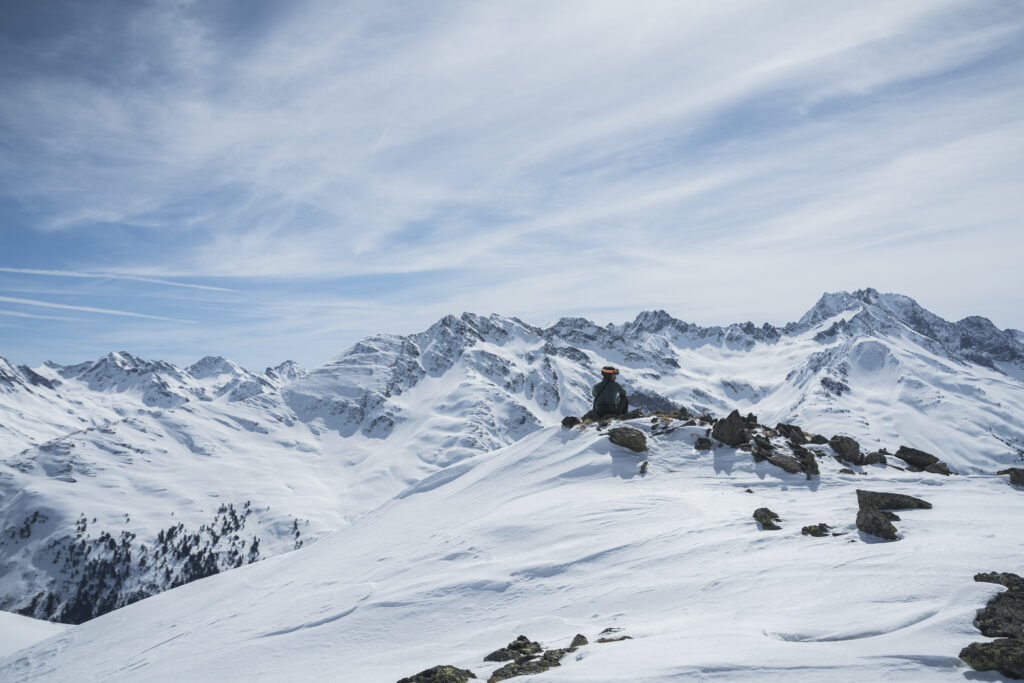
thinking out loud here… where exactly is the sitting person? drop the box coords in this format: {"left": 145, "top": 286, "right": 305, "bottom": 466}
{"left": 590, "top": 366, "right": 628, "bottom": 417}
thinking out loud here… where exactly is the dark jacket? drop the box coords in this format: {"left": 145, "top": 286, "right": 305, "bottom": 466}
{"left": 592, "top": 378, "right": 627, "bottom": 414}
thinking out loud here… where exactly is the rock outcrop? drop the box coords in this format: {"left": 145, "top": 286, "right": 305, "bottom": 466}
{"left": 829, "top": 435, "right": 861, "bottom": 464}
{"left": 607, "top": 427, "right": 647, "bottom": 453}
{"left": 997, "top": 468, "right": 1024, "bottom": 487}
{"left": 711, "top": 410, "right": 749, "bottom": 447}
{"left": 753, "top": 507, "right": 782, "bottom": 530}
{"left": 398, "top": 665, "right": 477, "bottom": 682}
{"left": 959, "top": 572, "right": 1024, "bottom": 679}
{"left": 854, "top": 489, "right": 932, "bottom": 541}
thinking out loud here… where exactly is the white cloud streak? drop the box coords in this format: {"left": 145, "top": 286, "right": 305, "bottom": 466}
{"left": 0, "top": 268, "right": 236, "bottom": 292}
{"left": 0, "top": 296, "right": 196, "bottom": 323}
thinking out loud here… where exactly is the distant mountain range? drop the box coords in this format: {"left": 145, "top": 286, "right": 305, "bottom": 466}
{"left": 1, "top": 288, "right": 1023, "bottom": 624}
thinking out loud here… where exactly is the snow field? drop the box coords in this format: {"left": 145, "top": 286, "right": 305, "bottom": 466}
{"left": 3, "top": 419, "right": 1020, "bottom": 681}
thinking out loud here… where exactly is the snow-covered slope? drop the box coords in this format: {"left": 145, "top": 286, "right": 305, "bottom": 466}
{"left": 3, "top": 418, "right": 1021, "bottom": 681}
{"left": 1, "top": 288, "right": 1023, "bottom": 627}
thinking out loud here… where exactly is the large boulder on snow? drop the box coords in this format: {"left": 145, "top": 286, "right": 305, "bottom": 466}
{"left": 753, "top": 507, "right": 782, "bottom": 530}
{"left": 712, "top": 410, "right": 749, "bottom": 447}
{"left": 856, "top": 490, "right": 932, "bottom": 511}
{"left": 607, "top": 427, "right": 647, "bottom": 453}
{"left": 894, "top": 446, "right": 940, "bottom": 469}
{"left": 856, "top": 507, "right": 899, "bottom": 540}
{"left": 829, "top": 435, "right": 861, "bottom": 464}
{"left": 397, "top": 664, "right": 477, "bottom": 682}
{"left": 997, "top": 468, "right": 1024, "bottom": 486}
{"left": 775, "top": 423, "right": 808, "bottom": 444}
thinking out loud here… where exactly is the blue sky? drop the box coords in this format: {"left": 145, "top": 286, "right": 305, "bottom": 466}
{"left": 1, "top": 0, "right": 1022, "bottom": 370}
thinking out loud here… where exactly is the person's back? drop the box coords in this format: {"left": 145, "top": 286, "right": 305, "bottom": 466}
{"left": 592, "top": 366, "right": 628, "bottom": 417}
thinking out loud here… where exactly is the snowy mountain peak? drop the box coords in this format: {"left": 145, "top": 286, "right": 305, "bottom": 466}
{"left": 264, "top": 360, "right": 307, "bottom": 383}
{"left": 186, "top": 355, "right": 246, "bottom": 380}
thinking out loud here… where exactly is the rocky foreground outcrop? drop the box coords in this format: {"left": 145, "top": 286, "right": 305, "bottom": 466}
{"left": 960, "top": 572, "right": 1024, "bottom": 679}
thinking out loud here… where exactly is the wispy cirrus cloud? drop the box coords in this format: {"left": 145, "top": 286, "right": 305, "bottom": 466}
{"left": 0, "top": 0, "right": 1022, "bottom": 367}
{"left": 0, "top": 296, "right": 195, "bottom": 323}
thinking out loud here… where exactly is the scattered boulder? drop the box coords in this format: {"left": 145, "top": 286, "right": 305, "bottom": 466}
{"left": 924, "top": 462, "right": 951, "bottom": 476}
{"left": 792, "top": 448, "right": 819, "bottom": 478}
{"left": 829, "top": 435, "right": 861, "bottom": 464}
{"left": 570, "top": 634, "right": 588, "bottom": 648}
{"left": 856, "top": 507, "right": 899, "bottom": 541}
{"left": 809, "top": 434, "right": 828, "bottom": 445}
{"left": 959, "top": 572, "right": 1024, "bottom": 679}
{"left": 485, "top": 636, "right": 541, "bottom": 663}
{"left": 398, "top": 665, "right": 477, "bottom": 683}
{"left": 694, "top": 437, "right": 712, "bottom": 451}
{"left": 767, "top": 453, "right": 803, "bottom": 475}
{"left": 596, "top": 635, "right": 633, "bottom": 643}
{"left": 488, "top": 661, "right": 549, "bottom": 682}
{"left": 561, "top": 416, "right": 581, "bottom": 429}
{"left": 608, "top": 427, "right": 647, "bottom": 453}
{"left": 997, "top": 468, "right": 1024, "bottom": 486}
{"left": 863, "top": 451, "right": 888, "bottom": 466}
{"left": 839, "top": 468, "right": 856, "bottom": 475}
{"left": 855, "top": 490, "right": 932, "bottom": 510}
{"left": 753, "top": 507, "right": 782, "bottom": 530}
{"left": 712, "top": 410, "right": 749, "bottom": 447}
{"left": 959, "top": 640, "right": 1024, "bottom": 679}
{"left": 639, "top": 461, "right": 648, "bottom": 475}
{"left": 893, "top": 446, "right": 940, "bottom": 469}
{"left": 801, "top": 523, "right": 832, "bottom": 537}
{"left": 775, "top": 423, "right": 808, "bottom": 444}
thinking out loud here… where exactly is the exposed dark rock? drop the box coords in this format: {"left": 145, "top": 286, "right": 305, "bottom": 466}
{"left": 959, "top": 572, "right": 1024, "bottom": 678}
{"left": 561, "top": 416, "right": 581, "bottom": 429}
{"left": 596, "top": 635, "right": 633, "bottom": 643}
{"left": 752, "top": 435, "right": 774, "bottom": 453}
{"left": 863, "top": 451, "right": 887, "bottom": 466}
{"left": 881, "top": 511, "right": 901, "bottom": 521}
{"left": 775, "top": 423, "right": 808, "bottom": 444}
{"left": 793, "top": 450, "right": 819, "bottom": 478}
{"left": 767, "top": 453, "right": 803, "bottom": 474}
{"left": 856, "top": 507, "right": 898, "bottom": 540}
{"left": 694, "top": 437, "right": 712, "bottom": 451}
{"left": 639, "top": 461, "right": 648, "bottom": 475}
{"left": 997, "top": 468, "right": 1024, "bottom": 486}
{"left": 801, "top": 523, "right": 832, "bottom": 537}
{"left": 398, "top": 665, "right": 477, "bottom": 682}
{"left": 924, "top": 462, "right": 951, "bottom": 476}
{"left": 753, "top": 507, "right": 782, "bottom": 530}
{"left": 894, "top": 446, "right": 940, "bottom": 469}
{"left": 743, "top": 412, "right": 759, "bottom": 427}
{"left": 973, "top": 573, "right": 1024, "bottom": 639}
{"left": 977, "top": 572, "right": 1024, "bottom": 592}
{"left": 541, "top": 649, "right": 568, "bottom": 666}
{"left": 959, "top": 640, "right": 1024, "bottom": 679}
{"left": 488, "top": 661, "right": 549, "bottom": 682}
{"left": 856, "top": 490, "right": 932, "bottom": 510}
{"left": 711, "top": 410, "right": 749, "bottom": 447}
{"left": 829, "top": 435, "right": 861, "bottom": 464}
{"left": 809, "top": 434, "right": 828, "bottom": 445}
{"left": 839, "top": 468, "right": 856, "bottom": 475}
{"left": 607, "top": 427, "right": 647, "bottom": 453}
{"left": 570, "top": 634, "right": 588, "bottom": 648}
{"left": 483, "top": 649, "right": 514, "bottom": 663}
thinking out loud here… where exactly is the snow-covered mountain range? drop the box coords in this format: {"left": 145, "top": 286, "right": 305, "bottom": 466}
{"left": 1, "top": 288, "right": 1023, "bottom": 638}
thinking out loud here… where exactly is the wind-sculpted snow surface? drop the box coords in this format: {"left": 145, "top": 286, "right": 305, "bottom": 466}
{"left": 3, "top": 420, "right": 1022, "bottom": 681}
{"left": 1, "top": 288, "right": 1023, "bottom": 627}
